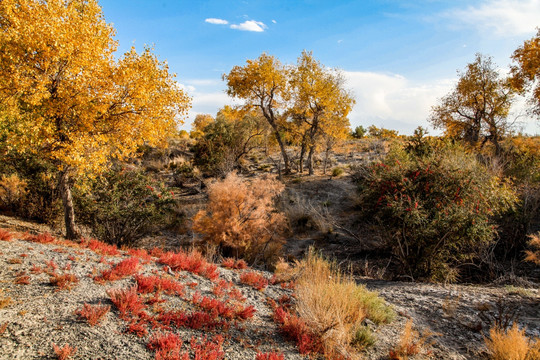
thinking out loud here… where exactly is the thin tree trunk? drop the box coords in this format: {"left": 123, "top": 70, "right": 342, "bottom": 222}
{"left": 323, "top": 146, "right": 330, "bottom": 175}
{"left": 299, "top": 142, "right": 306, "bottom": 174}
{"left": 307, "top": 145, "right": 315, "bottom": 175}
{"left": 58, "top": 169, "right": 79, "bottom": 240}
{"left": 273, "top": 130, "right": 290, "bottom": 174}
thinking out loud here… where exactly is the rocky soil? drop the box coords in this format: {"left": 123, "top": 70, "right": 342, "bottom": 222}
{"left": 1, "top": 215, "right": 539, "bottom": 360}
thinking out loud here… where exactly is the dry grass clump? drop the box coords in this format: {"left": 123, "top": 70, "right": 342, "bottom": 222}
{"left": 294, "top": 250, "right": 394, "bottom": 358}
{"left": 389, "top": 319, "right": 424, "bottom": 360}
{"left": 485, "top": 324, "right": 540, "bottom": 360}
{"left": 75, "top": 303, "right": 110, "bottom": 326}
{"left": 52, "top": 343, "right": 76, "bottom": 360}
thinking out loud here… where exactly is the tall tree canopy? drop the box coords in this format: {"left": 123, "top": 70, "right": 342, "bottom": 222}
{"left": 288, "top": 51, "right": 354, "bottom": 174}
{"left": 0, "top": 0, "right": 190, "bottom": 238}
{"left": 429, "top": 54, "right": 513, "bottom": 154}
{"left": 511, "top": 29, "right": 540, "bottom": 118}
{"left": 223, "top": 54, "right": 291, "bottom": 173}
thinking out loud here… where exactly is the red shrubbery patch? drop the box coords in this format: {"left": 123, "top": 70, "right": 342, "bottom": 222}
{"left": 50, "top": 273, "right": 79, "bottom": 291}
{"left": 85, "top": 238, "right": 119, "bottom": 256}
{"left": 52, "top": 343, "right": 76, "bottom": 360}
{"left": 272, "top": 306, "right": 323, "bottom": 355}
{"left": 75, "top": 303, "right": 110, "bottom": 326}
{"left": 239, "top": 271, "right": 268, "bottom": 290}
{"left": 0, "top": 228, "right": 14, "bottom": 241}
{"left": 28, "top": 232, "right": 56, "bottom": 244}
{"left": 221, "top": 258, "right": 248, "bottom": 270}
{"left": 107, "top": 286, "right": 145, "bottom": 318}
{"left": 158, "top": 250, "right": 219, "bottom": 280}
{"left": 96, "top": 257, "right": 140, "bottom": 282}
{"left": 256, "top": 352, "right": 285, "bottom": 360}
{"left": 135, "top": 275, "right": 184, "bottom": 296}
{"left": 148, "top": 332, "right": 185, "bottom": 360}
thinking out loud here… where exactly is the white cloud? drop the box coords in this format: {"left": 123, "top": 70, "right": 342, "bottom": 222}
{"left": 343, "top": 71, "right": 455, "bottom": 134}
{"left": 230, "top": 20, "right": 267, "bottom": 32}
{"left": 205, "top": 18, "right": 228, "bottom": 25}
{"left": 442, "top": 0, "right": 540, "bottom": 36}
{"left": 272, "top": 19, "right": 277, "bottom": 24}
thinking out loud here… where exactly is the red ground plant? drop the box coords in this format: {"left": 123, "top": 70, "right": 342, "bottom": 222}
{"left": 85, "top": 238, "right": 120, "bottom": 256}
{"left": 0, "top": 228, "right": 13, "bottom": 241}
{"left": 239, "top": 271, "right": 269, "bottom": 290}
{"left": 96, "top": 257, "right": 140, "bottom": 282}
{"left": 221, "top": 258, "right": 248, "bottom": 270}
{"left": 107, "top": 286, "right": 145, "bottom": 318}
{"left": 50, "top": 273, "right": 79, "bottom": 291}
{"left": 256, "top": 352, "right": 285, "bottom": 360}
{"left": 75, "top": 303, "right": 110, "bottom": 326}
{"left": 52, "top": 343, "right": 76, "bottom": 360}
{"left": 135, "top": 275, "right": 185, "bottom": 296}
{"left": 158, "top": 250, "right": 219, "bottom": 280}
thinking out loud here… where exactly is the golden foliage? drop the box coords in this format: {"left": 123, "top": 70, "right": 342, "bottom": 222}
{"left": 389, "top": 319, "right": 424, "bottom": 360}
{"left": 0, "top": 173, "right": 27, "bottom": 209}
{"left": 485, "top": 324, "right": 540, "bottom": 360}
{"left": 430, "top": 54, "right": 513, "bottom": 152}
{"left": 192, "top": 172, "right": 286, "bottom": 261}
{"left": 525, "top": 232, "right": 540, "bottom": 265}
{"left": 511, "top": 29, "right": 540, "bottom": 117}
{"left": 0, "top": 0, "right": 190, "bottom": 175}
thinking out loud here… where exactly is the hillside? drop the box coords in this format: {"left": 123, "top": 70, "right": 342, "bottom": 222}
{"left": 1, "top": 216, "right": 539, "bottom": 360}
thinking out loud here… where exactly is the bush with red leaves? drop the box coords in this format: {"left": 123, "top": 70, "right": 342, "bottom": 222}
{"left": 221, "top": 258, "right": 248, "bottom": 270}
{"left": 96, "top": 257, "right": 139, "bottom": 282}
{"left": 156, "top": 310, "right": 225, "bottom": 331}
{"left": 190, "top": 335, "right": 225, "bottom": 360}
{"left": 107, "top": 286, "right": 145, "bottom": 318}
{"left": 0, "top": 228, "right": 13, "bottom": 241}
{"left": 147, "top": 332, "right": 187, "bottom": 360}
{"left": 135, "top": 275, "right": 185, "bottom": 296}
{"left": 85, "top": 238, "right": 119, "bottom": 256}
{"left": 158, "top": 250, "right": 219, "bottom": 280}
{"left": 272, "top": 306, "right": 323, "bottom": 355}
{"left": 75, "top": 303, "right": 110, "bottom": 326}
{"left": 256, "top": 352, "right": 285, "bottom": 360}
{"left": 28, "top": 232, "right": 56, "bottom": 244}
{"left": 239, "top": 271, "right": 268, "bottom": 290}
{"left": 50, "top": 273, "right": 79, "bottom": 291}
{"left": 52, "top": 343, "right": 76, "bottom": 360}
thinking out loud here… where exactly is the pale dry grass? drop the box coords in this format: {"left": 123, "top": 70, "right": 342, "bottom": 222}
{"left": 485, "top": 324, "right": 540, "bottom": 360}
{"left": 294, "top": 250, "right": 393, "bottom": 358}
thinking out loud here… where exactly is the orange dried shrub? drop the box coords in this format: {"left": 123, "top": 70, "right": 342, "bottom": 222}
{"left": 192, "top": 172, "right": 286, "bottom": 262}
{"left": 525, "top": 232, "right": 540, "bottom": 265}
{"left": 52, "top": 343, "right": 76, "bottom": 360}
{"left": 50, "top": 273, "right": 79, "bottom": 291}
{"left": 75, "top": 303, "right": 110, "bottom": 326}
{"left": 389, "top": 320, "right": 423, "bottom": 360}
{"left": 0, "top": 228, "right": 14, "bottom": 241}
{"left": 485, "top": 323, "right": 540, "bottom": 360}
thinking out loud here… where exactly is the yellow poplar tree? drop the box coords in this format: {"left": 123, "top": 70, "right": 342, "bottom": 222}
{"left": 223, "top": 53, "right": 292, "bottom": 173}
{"left": 288, "top": 51, "right": 354, "bottom": 174}
{"left": 0, "top": 0, "right": 190, "bottom": 238}
{"left": 511, "top": 29, "right": 540, "bottom": 118}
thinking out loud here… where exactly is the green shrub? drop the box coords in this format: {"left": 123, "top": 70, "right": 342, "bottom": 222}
{"left": 331, "top": 167, "right": 344, "bottom": 177}
{"left": 354, "top": 144, "right": 517, "bottom": 282}
{"left": 75, "top": 168, "right": 174, "bottom": 247}
{"left": 0, "top": 153, "right": 61, "bottom": 225}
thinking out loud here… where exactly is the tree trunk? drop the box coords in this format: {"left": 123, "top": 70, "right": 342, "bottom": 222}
{"left": 323, "top": 146, "right": 330, "bottom": 175}
{"left": 273, "top": 130, "right": 290, "bottom": 174}
{"left": 307, "top": 145, "right": 315, "bottom": 175}
{"left": 299, "top": 142, "right": 306, "bottom": 174}
{"left": 58, "top": 169, "right": 80, "bottom": 240}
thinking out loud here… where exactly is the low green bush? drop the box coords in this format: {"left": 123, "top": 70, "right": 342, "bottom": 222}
{"left": 75, "top": 168, "right": 174, "bottom": 246}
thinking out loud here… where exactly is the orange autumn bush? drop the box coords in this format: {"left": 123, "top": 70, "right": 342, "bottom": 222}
{"left": 192, "top": 172, "right": 286, "bottom": 263}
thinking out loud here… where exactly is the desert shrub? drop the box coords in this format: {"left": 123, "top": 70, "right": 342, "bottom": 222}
{"left": 294, "top": 250, "right": 394, "bottom": 358}
{"left": 354, "top": 144, "right": 517, "bottom": 282}
{"left": 388, "top": 319, "right": 424, "bottom": 360}
{"left": 484, "top": 323, "right": 540, "bottom": 360}
{"left": 331, "top": 167, "right": 344, "bottom": 177}
{"left": 496, "top": 137, "right": 540, "bottom": 258}
{"left": 192, "top": 172, "right": 286, "bottom": 263}
{"left": 75, "top": 168, "right": 173, "bottom": 247}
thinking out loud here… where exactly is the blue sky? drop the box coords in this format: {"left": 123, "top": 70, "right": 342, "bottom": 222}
{"left": 99, "top": 0, "right": 540, "bottom": 135}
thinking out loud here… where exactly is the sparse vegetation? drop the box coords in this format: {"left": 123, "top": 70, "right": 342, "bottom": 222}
{"left": 484, "top": 323, "right": 540, "bottom": 360}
